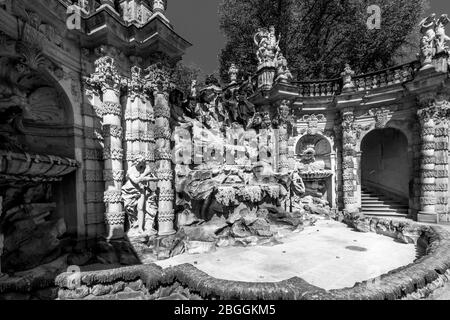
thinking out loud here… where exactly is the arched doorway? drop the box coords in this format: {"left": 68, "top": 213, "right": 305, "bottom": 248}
{"left": 360, "top": 128, "right": 411, "bottom": 217}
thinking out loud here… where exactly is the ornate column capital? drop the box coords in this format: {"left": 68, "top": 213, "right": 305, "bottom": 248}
{"left": 144, "top": 62, "right": 174, "bottom": 95}
{"left": 85, "top": 47, "right": 126, "bottom": 93}
{"left": 341, "top": 108, "right": 355, "bottom": 133}
{"left": 126, "top": 65, "right": 146, "bottom": 101}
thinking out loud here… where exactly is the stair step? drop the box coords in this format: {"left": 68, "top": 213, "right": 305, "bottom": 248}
{"left": 361, "top": 189, "right": 410, "bottom": 217}
{"left": 362, "top": 212, "right": 409, "bottom": 217}
{"left": 363, "top": 208, "right": 408, "bottom": 213}
{"left": 361, "top": 195, "right": 391, "bottom": 200}
{"left": 362, "top": 203, "right": 408, "bottom": 209}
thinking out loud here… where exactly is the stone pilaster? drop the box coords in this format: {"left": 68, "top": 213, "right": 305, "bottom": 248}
{"left": 411, "top": 123, "right": 422, "bottom": 219}
{"left": 434, "top": 118, "right": 449, "bottom": 217}
{"left": 341, "top": 109, "right": 358, "bottom": 213}
{"left": 145, "top": 63, "right": 175, "bottom": 236}
{"left": 417, "top": 99, "right": 437, "bottom": 223}
{"left": 86, "top": 50, "right": 126, "bottom": 239}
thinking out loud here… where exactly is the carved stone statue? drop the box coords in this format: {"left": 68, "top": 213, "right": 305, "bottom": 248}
{"left": 435, "top": 14, "right": 450, "bottom": 54}
{"left": 122, "top": 155, "right": 158, "bottom": 237}
{"left": 275, "top": 53, "right": 293, "bottom": 83}
{"left": 228, "top": 63, "right": 239, "bottom": 83}
{"left": 153, "top": 0, "right": 165, "bottom": 12}
{"left": 298, "top": 145, "right": 326, "bottom": 172}
{"left": 290, "top": 169, "right": 306, "bottom": 212}
{"left": 254, "top": 26, "right": 281, "bottom": 66}
{"left": 419, "top": 14, "right": 437, "bottom": 67}
{"left": 341, "top": 63, "right": 355, "bottom": 91}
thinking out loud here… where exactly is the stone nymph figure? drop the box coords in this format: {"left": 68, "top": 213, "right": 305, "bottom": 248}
{"left": 419, "top": 14, "right": 437, "bottom": 66}
{"left": 254, "top": 25, "right": 281, "bottom": 66}
{"left": 122, "top": 155, "right": 158, "bottom": 237}
{"left": 419, "top": 13, "right": 450, "bottom": 67}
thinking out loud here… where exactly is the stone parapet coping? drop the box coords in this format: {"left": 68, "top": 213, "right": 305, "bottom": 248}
{"left": 52, "top": 216, "right": 450, "bottom": 300}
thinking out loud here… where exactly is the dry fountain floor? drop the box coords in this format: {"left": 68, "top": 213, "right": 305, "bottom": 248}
{"left": 155, "top": 219, "right": 417, "bottom": 290}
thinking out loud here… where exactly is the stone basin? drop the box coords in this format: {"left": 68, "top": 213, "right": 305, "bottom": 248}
{"left": 155, "top": 219, "right": 417, "bottom": 290}
{"left": 300, "top": 170, "right": 333, "bottom": 181}
{"left": 0, "top": 150, "right": 78, "bottom": 179}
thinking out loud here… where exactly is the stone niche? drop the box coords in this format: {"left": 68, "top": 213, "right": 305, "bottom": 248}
{"left": 295, "top": 134, "right": 333, "bottom": 206}
{"left": 0, "top": 56, "right": 79, "bottom": 274}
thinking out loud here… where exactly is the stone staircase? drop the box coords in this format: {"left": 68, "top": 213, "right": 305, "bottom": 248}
{"left": 361, "top": 188, "right": 409, "bottom": 218}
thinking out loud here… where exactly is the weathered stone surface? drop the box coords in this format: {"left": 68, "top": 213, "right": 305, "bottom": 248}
{"left": 230, "top": 220, "right": 252, "bottom": 238}
{"left": 185, "top": 241, "right": 216, "bottom": 255}
{"left": 266, "top": 209, "right": 303, "bottom": 227}
{"left": 157, "top": 232, "right": 187, "bottom": 259}
{"left": 58, "top": 286, "right": 90, "bottom": 300}
{"left": 111, "top": 281, "right": 126, "bottom": 294}
{"left": 95, "top": 242, "right": 120, "bottom": 265}
{"left": 182, "top": 215, "right": 227, "bottom": 242}
{"left": 3, "top": 218, "right": 66, "bottom": 272}
{"left": 127, "top": 279, "right": 144, "bottom": 291}
{"left": 67, "top": 251, "right": 94, "bottom": 266}
{"left": 248, "top": 218, "right": 273, "bottom": 237}
{"left": 91, "top": 284, "right": 113, "bottom": 296}
{"left": 305, "top": 204, "right": 331, "bottom": 217}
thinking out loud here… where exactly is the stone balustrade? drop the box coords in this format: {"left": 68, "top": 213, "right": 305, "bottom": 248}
{"left": 353, "top": 61, "right": 420, "bottom": 92}
{"left": 292, "top": 79, "right": 342, "bottom": 97}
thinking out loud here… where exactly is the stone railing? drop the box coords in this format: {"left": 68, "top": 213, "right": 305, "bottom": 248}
{"left": 353, "top": 61, "right": 420, "bottom": 92}
{"left": 270, "top": 60, "right": 421, "bottom": 97}
{"left": 291, "top": 79, "right": 342, "bottom": 97}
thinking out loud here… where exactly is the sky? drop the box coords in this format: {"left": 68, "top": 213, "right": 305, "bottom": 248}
{"left": 166, "top": 0, "right": 450, "bottom": 76}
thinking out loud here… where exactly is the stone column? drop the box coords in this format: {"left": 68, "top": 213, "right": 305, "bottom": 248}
{"left": 417, "top": 107, "right": 437, "bottom": 223}
{"left": 87, "top": 52, "right": 125, "bottom": 239}
{"left": 277, "top": 101, "right": 290, "bottom": 173}
{"left": 125, "top": 65, "right": 155, "bottom": 168}
{"left": 341, "top": 109, "right": 358, "bottom": 213}
{"left": 145, "top": 63, "right": 175, "bottom": 236}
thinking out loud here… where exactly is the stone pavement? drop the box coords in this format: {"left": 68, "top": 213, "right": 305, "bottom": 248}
{"left": 155, "top": 219, "right": 416, "bottom": 290}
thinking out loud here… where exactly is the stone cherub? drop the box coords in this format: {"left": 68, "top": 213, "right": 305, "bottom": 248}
{"left": 419, "top": 14, "right": 437, "bottom": 66}
{"left": 435, "top": 14, "right": 450, "bottom": 54}
{"left": 122, "top": 155, "right": 158, "bottom": 237}
{"left": 341, "top": 63, "right": 355, "bottom": 91}
{"left": 275, "top": 53, "right": 293, "bottom": 83}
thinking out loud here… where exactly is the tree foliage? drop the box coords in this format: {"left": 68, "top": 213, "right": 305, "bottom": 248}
{"left": 218, "top": 0, "right": 428, "bottom": 81}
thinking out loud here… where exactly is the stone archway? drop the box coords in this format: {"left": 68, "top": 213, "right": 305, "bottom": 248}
{"left": 360, "top": 128, "right": 412, "bottom": 217}
{"left": 0, "top": 55, "right": 79, "bottom": 273}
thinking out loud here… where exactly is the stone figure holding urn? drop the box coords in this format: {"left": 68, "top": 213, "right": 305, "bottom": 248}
{"left": 122, "top": 155, "right": 158, "bottom": 237}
